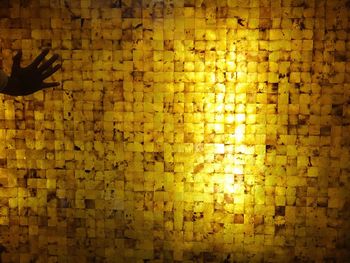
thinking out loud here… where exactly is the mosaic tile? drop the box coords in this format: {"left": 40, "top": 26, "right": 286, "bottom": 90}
{"left": 0, "top": 0, "right": 349, "bottom": 262}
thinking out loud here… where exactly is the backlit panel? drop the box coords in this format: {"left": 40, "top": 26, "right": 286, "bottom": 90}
{"left": 0, "top": 0, "right": 349, "bottom": 262}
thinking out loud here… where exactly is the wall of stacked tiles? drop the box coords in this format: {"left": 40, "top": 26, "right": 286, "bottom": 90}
{"left": 0, "top": 0, "right": 349, "bottom": 262}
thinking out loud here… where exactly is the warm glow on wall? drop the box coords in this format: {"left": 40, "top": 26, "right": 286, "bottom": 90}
{"left": 0, "top": 0, "right": 349, "bottom": 262}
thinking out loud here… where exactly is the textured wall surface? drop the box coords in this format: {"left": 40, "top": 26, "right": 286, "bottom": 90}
{"left": 0, "top": 0, "right": 350, "bottom": 262}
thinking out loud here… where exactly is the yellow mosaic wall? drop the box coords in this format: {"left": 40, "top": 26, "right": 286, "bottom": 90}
{"left": 0, "top": 0, "right": 350, "bottom": 262}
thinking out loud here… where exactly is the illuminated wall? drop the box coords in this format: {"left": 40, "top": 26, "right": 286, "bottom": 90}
{"left": 0, "top": 0, "right": 349, "bottom": 262}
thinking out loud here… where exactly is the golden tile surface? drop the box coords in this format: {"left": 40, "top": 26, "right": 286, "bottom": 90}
{"left": 0, "top": 0, "right": 349, "bottom": 262}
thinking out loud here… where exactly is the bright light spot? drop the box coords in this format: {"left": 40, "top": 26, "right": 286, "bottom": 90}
{"left": 236, "top": 145, "right": 247, "bottom": 154}
{"left": 215, "top": 104, "right": 224, "bottom": 112}
{"left": 214, "top": 143, "right": 225, "bottom": 154}
{"left": 224, "top": 174, "right": 244, "bottom": 194}
{"left": 233, "top": 166, "right": 243, "bottom": 174}
{"left": 225, "top": 114, "right": 234, "bottom": 123}
{"left": 236, "top": 114, "right": 245, "bottom": 123}
{"left": 235, "top": 124, "right": 245, "bottom": 143}
{"left": 214, "top": 123, "right": 224, "bottom": 133}
{"left": 224, "top": 174, "right": 234, "bottom": 193}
